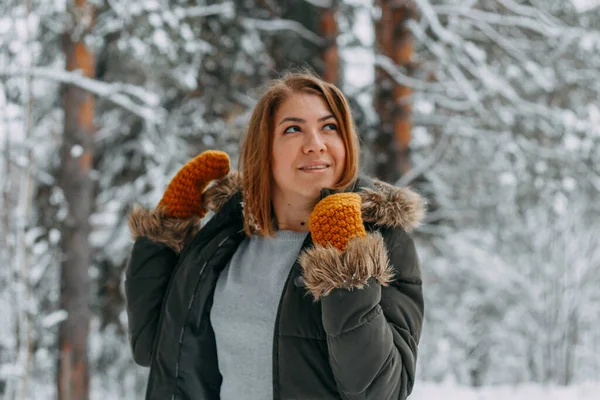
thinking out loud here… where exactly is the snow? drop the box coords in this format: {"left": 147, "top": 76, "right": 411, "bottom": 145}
{"left": 148, "top": 13, "right": 162, "bottom": 28}
{"left": 564, "top": 133, "right": 581, "bottom": 151}
{"left": 412, "top": 126, "right": 434, "bottom": 148}
{"left": 571, "top": 0, "right": 600, "bottom": 12}
{"left": 40, "top": 310, "right": 68, "bottom": 328}
{"left": 88, "top": 381, "right": 600, "bottom": 400}
{"left": 353, "top": 5, "right": 374, "bottom": 46}
{"left": 1, "top": 0, "right": 600, "bottom": 398}
{"left": 499, "top": 171, "right": 517, "bottom": 186}
{"left": 563, "top": 176, "right": 577, "bottom": 191}
{"left": 342, "top": 47, "right": 374, "bottom": 88}
{"left": 180, "top": 2, "right": 235, "bottom": 19}
{"left": 411, "top": 381, "right": 600, "bottom": 400}
{"left": 0, "top": 363, "right": 25, "bottom": 379}
{"left": 0, "top": 17, "right": 12, "bottom": 35}
{"left": 152, "top": 29, "right": 170, "bottom": 52}
{"left": 70, "top": 144, "right": 84, "bottom": 158}
{"left": 143, "top": 0, "right": 160, "bottom": 12}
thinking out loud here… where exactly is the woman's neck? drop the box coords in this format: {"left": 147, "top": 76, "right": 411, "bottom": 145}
{"left": 271, "top": 190, "right": 318, "bottom": 232}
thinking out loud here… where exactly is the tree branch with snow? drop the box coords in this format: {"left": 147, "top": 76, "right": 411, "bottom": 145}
{"left": 0, "top": 68, "right": 165, "bottom": 123}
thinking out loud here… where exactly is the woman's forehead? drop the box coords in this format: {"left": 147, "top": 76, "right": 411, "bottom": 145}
{"left": 274, "top": 93, "right": 334, "bottom": 121}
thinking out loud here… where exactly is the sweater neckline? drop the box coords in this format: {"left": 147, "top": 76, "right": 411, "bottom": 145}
{"left": 271, "top": 230, "right": 309, "bottom": 242}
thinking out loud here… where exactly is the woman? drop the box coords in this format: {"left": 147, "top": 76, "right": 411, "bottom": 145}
{"left": 126, "top": 72, "right": 426, "bottom": 400}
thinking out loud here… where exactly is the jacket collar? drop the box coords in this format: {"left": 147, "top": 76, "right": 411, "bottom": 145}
{"left": 204, "top": 171, "right": 426, "bottom": 233}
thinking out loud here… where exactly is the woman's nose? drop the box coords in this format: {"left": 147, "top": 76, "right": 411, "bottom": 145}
{"left": 303, "top": 130, "right": 326, "bottom": 154}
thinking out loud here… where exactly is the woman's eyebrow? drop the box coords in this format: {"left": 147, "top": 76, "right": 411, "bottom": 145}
{"left": 318, "top": 114, "right": 336, "bottom": 122}
{"left": 278, "top": 117, "right": 304, "bottom": 126}
{"left": 277, "top": 115, "right": 336, "bottom": 126}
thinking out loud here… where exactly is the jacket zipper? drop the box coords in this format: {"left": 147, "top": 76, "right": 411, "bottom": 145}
{"left": 145, "top": 243, "right": 190, "bottom": 400}
{"left": 146, "top": 232, "right": 232, "bottom": 400}
{"left": 173, "top": 235, "right": 230, "bottom": 384}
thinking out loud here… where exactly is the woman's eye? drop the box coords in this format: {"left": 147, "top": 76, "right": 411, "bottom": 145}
{"left": 284, "top": 125, "right": 301, "bottom": 134}
{"left": 323, "top": 123, "right": 337, "bottom": 131}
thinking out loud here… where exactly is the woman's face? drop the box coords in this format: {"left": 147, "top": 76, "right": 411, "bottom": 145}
{"left": 271, "top": 92, "right": 346, "bottom": 202}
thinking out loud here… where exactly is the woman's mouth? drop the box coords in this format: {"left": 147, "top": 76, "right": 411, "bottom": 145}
{"left": 299, "top": 165, "right": 329, "bottom": 171}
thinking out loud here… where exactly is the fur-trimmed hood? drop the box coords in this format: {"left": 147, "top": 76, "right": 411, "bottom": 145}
{"left": 128, "top": 170, "right": 426, "bottom": 253}
{"left": 203, "top": 170, "right": 426, "bottom": 232}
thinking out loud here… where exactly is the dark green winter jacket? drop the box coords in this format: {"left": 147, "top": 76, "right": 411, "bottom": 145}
{"left": 125, "top": 172, "right": 426, "bottom": 400}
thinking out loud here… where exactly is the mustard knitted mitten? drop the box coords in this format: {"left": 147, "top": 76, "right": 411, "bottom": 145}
{"left": 157, "top": 150, "right": 230, "bottom": 218}
{"left": 309, "top": 193, "right": 367, "bottom": 252}
{"left": 300, "top": 192, "right": 395, "bottom": 300}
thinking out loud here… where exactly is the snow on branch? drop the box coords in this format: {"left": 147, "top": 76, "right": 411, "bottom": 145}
{"left": 469, "top": 19, "right": 528, "bottom": 63}
{"left": 407, "top": 16, "right": 564, "bottom": 124}
{"left": 0, "top": 149, "right": 55, "bottom": 186}
{"left": 443, "top": 8, "right": 564, "bottom": 38}
{"left": 241, "top": 18, "right": 327, "bottom": 47}
{"left": 374, "top": 54, "right": 462, "bottom": 94}
{"left": 302, "top": 0, "right": 332, "bottom": 8}
{"left": 497, "top": 0, "right": 562, "bottom": 27}
{"left": 176, "top": 1, "right": 235, "bottom": 19}
{"left": 412, "top": 0, "right": 463, "bottom": 46}
{"left": 411, "top": 114, "right": 481, "bottom": 128}
{"left": 432, "top": 2, "right": 600, "bottom": 41}
{"left": 406, "top": 9, "right": 488, "bottom": 120}
{"left": 396, "top": 131, "right": 451, "bottom": 187}
{"left": 0, "top": 67, "right": 165, "bottom": 123}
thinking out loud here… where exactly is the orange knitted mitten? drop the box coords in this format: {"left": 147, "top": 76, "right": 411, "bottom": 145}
{"left": 157, "top": 150, "right": 230, "bottom": 218}
{"left": 309, "top": 193, "right": 367, "bottom": 252}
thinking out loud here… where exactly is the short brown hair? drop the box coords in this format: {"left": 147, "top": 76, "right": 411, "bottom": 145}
{"left": 239, "top": 72, "right": 360, "bottom": 236}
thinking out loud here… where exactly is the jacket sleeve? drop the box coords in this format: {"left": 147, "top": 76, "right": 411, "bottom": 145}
{"left": 125, "top": 237, "right": 177, "bottom": 367}
{"left": 124, "top": 205, "right": 201, "bottom": 367}
{"left": 300, "top": 228, "right": 423, "bottom": 399}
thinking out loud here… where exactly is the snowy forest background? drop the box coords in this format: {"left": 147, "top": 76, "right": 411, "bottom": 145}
{"left": 1, "top": 0, "right": 600, "bottom": 399}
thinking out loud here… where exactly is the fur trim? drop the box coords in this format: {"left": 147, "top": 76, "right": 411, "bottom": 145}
{"left": 127, "top": 205, "right": 202, "bottom": 253}
{"left": 178, "top": 171, "right": 426, "bottom": 230}
{"left": 203, "top": 170, "right": 243, "bottom": 213}
{"left": 299, "top": 232, "right": 394, "bottom": 301}
{"left": 360, "top": 179, "right": 426, "bottom": 232}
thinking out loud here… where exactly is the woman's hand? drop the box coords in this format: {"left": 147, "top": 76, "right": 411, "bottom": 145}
{"left": 128, "top": 150, "right": 231, "bottom": 253}
{"left": 157, "top": 150, "right": 230, "bottom": 218}
{"left": 301, "top": 193, "right": 393, "bottom": 300}
{"left": 308, "top": 193, "right": 367, "bottom": 251}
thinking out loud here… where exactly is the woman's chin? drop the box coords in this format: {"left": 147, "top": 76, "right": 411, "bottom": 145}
{"left": 297, "top": 170, "right": 337, "bottom": 186}
{"left": 297, "top": 184, "right": 330, "bottom": 200}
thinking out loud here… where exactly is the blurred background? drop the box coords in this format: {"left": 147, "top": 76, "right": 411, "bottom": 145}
{"left": 1, "top": 0, "right": 600, "bottom": 399}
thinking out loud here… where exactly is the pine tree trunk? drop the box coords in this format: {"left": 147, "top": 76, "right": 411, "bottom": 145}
{"left": 57, "top": 1, "right": 95, "bottom": 399}
{"left": 320, "top": 3, "right": 339, "bottom": 84}
{"left": 374, "top": 0, "right": 415, "bottom": 183}
{"left": 267, "top": 0, "right": 323, "bottom": 77}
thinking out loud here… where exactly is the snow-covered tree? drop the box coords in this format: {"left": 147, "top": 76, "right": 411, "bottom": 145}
{"left": 405, "top": 0, "right": 600, "bottom": 385}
